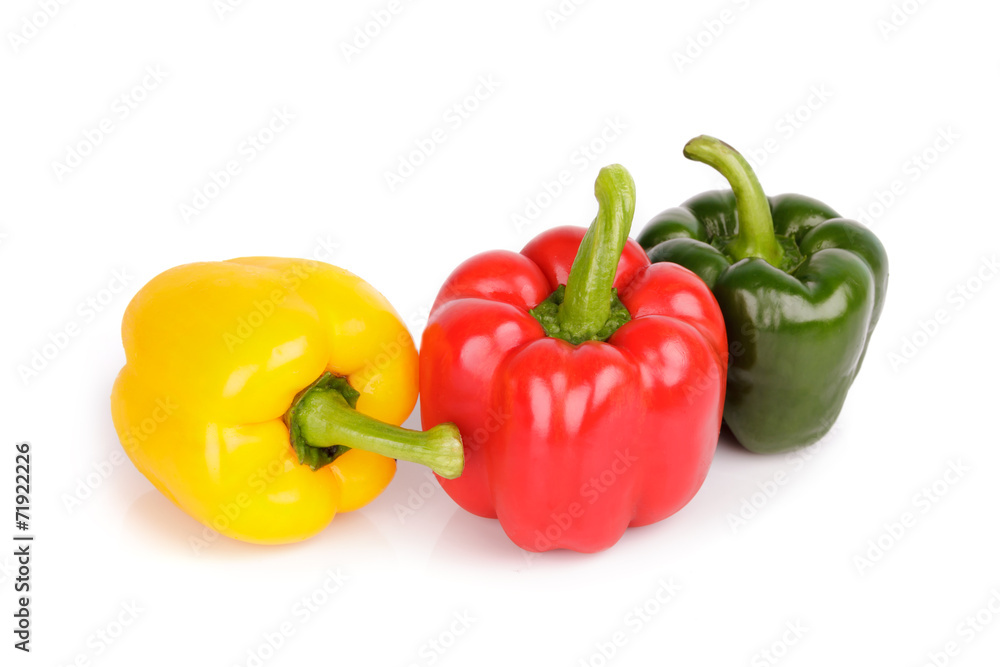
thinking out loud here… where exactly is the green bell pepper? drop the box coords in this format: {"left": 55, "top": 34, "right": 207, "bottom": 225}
{"left": 637, "top": 136, "right": 888, "bottom": 453}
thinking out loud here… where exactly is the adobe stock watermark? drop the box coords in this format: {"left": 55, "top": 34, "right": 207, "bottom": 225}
{"left": 916, "top": 589, "right": 1000, "bottom": 667}
{"left": 221, "top": 241, "right": 341, "bottom": 351}
{"left": 394, "top": 470, "right": 439, "bottom": 524}
{"left": 744, "top": 85, "right": 834, "bottom": 171}
{"left": 309, "top": 234, "right": 341, "bottom": 264}
{"left": 62, "top": 396, "right": 178, "bottom": 514}
{"left": 855, "top": 126, "right": 958, "bottom": 227}
{"left": 339, "top": 0, "right": 417, "bottom": 63}
{"left": 578, "top": 578, "right": 681, "bottom": 667}
{"left": 886, "top": 254, "right": 997, "bottom": 371}
{"left": 233, "top": 569, "right": 350, "bottom": 667}
{"left": 393, "top": 407, "right": 507, "bottom": 524}
{"left": 511, "top": 116, "right": 628, "bottom": 234}
{"left": 57, "top": 601, "right": 144, "bottom": 666}
{"left": 407, "top": 303, "right": 432, "bottom": 334}
{"left": 519, "top": 448, "right": 639, "bottom": 560}
{"left": 672, "top": 0, "right": 756, "bottom": 73}
{"left": 51, "top": 65, "right": 168, "bottom": 182}
{"left": 189, "top": 453, "right": 294, "bottom": 555}
{"left": 681, "top": 354, "right": 724, "bottom": 407}
{"left": 751, "top": 620, "right": 808, "bottom": 667}
{"left": 213, "top": 0, "right": 250, "bottom": 21}
{"left": 222, "top": 260, "right": 320, "bottom": 352}
{"left": 7, "top": 0, "right": 72, "bottom": 53}
{"left": 853, "top": 459, "right": 970, "bottom": 575}
{"left": 544, "top": 0, "right": 591, "bottom": 31}
{"left": 726, "top": 423, "right": 837, "bottom": 533}
{"left": 404, "top": 611, "right": 476, "bottom": 667}
{"left": 384, "top": 75, "right": 500, "bottom": 192}
{"left": 178, "top": 106, "right": 295, "bottom": 223}
{"left": 351, "top": 329, "right": 416, "bottom": 392}
{"left": 877, "top": 0, "right": 932, "bottom": 40}
{"left": 16, "top": 268, "right": 135, "bottom": 385}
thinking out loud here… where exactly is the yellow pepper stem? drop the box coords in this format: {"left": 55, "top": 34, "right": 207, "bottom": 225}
{"left": 286, "top": 373, "right": 464, "bottom": 479}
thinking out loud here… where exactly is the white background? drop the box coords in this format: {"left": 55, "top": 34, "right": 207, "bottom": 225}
{"left": 2, "top": 1, "right": 999, "bottom": 665}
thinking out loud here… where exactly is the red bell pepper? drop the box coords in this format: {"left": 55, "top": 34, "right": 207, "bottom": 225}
{"left": 420, "top": 165, "right": 727, "bottom": 552}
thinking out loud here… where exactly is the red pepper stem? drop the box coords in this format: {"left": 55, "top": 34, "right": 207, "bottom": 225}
{"left": 556, "top": 165, "right": 636, "bottom": 342}
{"left": 683, "top": 135, "right": 784, "bottom": 267}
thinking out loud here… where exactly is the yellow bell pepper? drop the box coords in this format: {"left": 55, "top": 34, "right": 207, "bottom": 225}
{"left": 111, "top": 257, "right": 463, "bottom": 545}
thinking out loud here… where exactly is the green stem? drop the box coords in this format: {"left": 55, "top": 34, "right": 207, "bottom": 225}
{"left": 286, "top": 373, "right": 463, "bottom": 479}
{"left": 683, "top": 135, "right": 784, "bottom": 267}
{"left": 555, "top": 164, "right": 636, "bottom": 343}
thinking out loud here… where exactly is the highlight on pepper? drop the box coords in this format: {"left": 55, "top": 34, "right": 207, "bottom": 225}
{"left": 111, "top": 257, "right": 463, "bottom": 545}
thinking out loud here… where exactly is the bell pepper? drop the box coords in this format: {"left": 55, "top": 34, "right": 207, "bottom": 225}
{"left": 637, "top": 136, "right": 888, "bottom": 454}
{"left": 420, "top": 165, "right": 727, "bottom": 553}
{"left": 111, "top": 257, "right": 463, "bottom": 545}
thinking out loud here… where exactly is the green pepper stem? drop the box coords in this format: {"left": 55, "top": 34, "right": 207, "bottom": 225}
{"left": 289, "top": 375, "right": 463, "bottom": 479}
{"left": 683, "top": 135, "right": 784, "bottom": 267}
{"left": 556, "top": 164, "right": 636, "bottom": 342}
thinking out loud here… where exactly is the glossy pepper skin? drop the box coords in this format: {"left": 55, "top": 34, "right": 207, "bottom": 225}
{"left": 638, "top": 136, "right": 888, "bottom": 454}
{"left": 111, "top": 257, "right": 462, "bottom": 545}
{"left": 420, "top": 166, "right": 727, "bottom": 553}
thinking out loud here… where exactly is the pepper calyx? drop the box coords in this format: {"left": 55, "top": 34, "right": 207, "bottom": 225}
{"left": 531, "top": 285, "right": 631, "bottom": 344}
